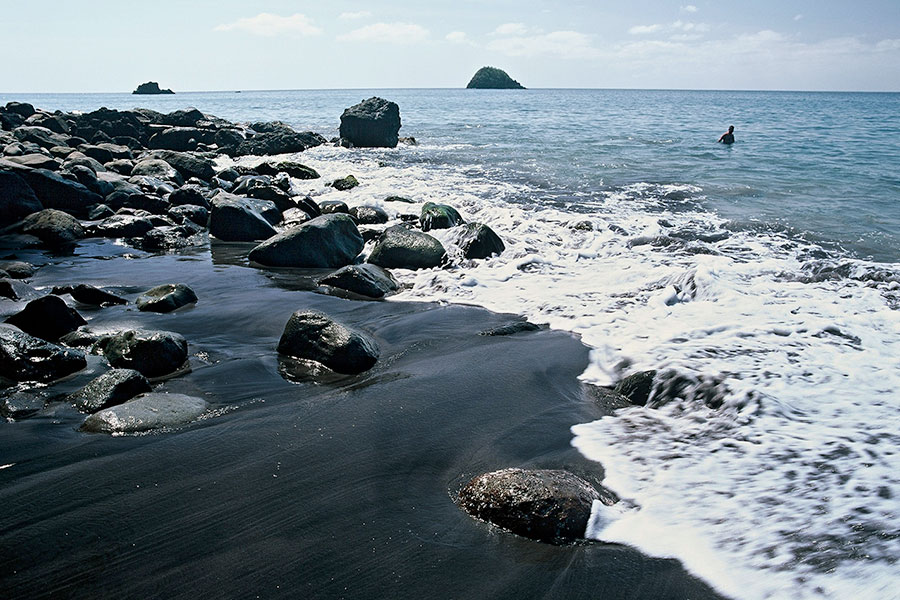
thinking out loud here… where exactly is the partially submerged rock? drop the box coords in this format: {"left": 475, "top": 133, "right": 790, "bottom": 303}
{"left": 5, "top": 295, "right": 87, "bottom": 341}
{"left": 102, "top": 329, "right": 189, "bottom": 378}
{"left": 339, "top": 97, "right": 401, "bottom": 148}
{"left": 80, "top": 393, "right": 208, "bottom": 434}
{"left": 55, "top": 283, "right": 127, "bottom": 306}
{"left": 0, "top": 171, "right": 43, "bottom": 227}
{"left": 277, "top": 310, "right": 379, "bottom": 374}
{"left": 613, "top": 370, "right": 657, "bottom": 406}
{"left": 0, "top": 326, "right": 87, "bottom": 382}
{"left": 136, "top": 283, "right": 198, "bottom": 313}
{"left": 318, "top": 264, "right": 399, "bottom": 299}
{"left": 457, "top": 468, "right": 606, "bottom": 544}
{"left": 458, "top": 222, "right": 505, "bottom": 259}
{"left": 249, "top": 214, "right": 364, "bottom": 268}
{"left": 330, "top": 175, "right": 359, "bottom": 191}
{"left": 21, "top": 209, "right": 85, "bottom": 248}
{"left": 68, "top": 368, "right": 152, "bottom": 413}
{"left": 420, "top": 202, "right": 463, "bottom": 232}
{"left": 209, "top": 194, "right": 278, "bottom": 242}
{"left": 367, "top": 225, "right": 446, "bottom": 270}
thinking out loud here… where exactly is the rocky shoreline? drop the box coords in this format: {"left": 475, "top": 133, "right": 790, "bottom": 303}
{"left": 0, "top": 95, "right": 721, "bottom": 591}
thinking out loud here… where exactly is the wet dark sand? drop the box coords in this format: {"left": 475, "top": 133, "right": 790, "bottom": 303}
{"left": 0, "top": 239, "right": 727, "bottom": 599}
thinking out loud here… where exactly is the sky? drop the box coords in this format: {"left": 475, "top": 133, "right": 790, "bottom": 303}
{"left": 2, "top": 0, "right": 899, "bottom": 92}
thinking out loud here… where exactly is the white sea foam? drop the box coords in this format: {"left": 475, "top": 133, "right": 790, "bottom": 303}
{"left": 227, "top": 145, "right": 900, "bottom": 599}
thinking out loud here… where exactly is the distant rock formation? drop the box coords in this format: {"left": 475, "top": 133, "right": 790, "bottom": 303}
{"left": 133, "top": 82, "right": 175, "bottom": 95}
{"left": 466, "top": 67, "right": 525, "bottom": 89}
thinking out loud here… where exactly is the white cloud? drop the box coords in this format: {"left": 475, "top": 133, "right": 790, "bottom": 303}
{"left": 794, "top": 14, "right": 804, "bottom": 21}
{"left": 339, "top": 11, "right": 372, "bottom": 20}
{"left": 493, "top": 23, "right": 531, "bottom": 36}
{"left": 629, "top": 24, "right": 663, "bottom": 35}
{"left": 446, "top": 31, "right": 475, "bottom": 46}
{"left": 487, "top": 30, "right": 600, "bottom": 59}
{"left": 214, "top": 13, "right": 322, "bottom": 37}
{"left": 337, "top": 22, "right": 429, "bottom": 44}
{"left": 681, "top": 5, "right": 698, "bottom": 13}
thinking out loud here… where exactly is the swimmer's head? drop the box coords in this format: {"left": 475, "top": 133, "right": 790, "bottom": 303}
{"left": 728, "top": 125, "right": 734, "bottom": 133}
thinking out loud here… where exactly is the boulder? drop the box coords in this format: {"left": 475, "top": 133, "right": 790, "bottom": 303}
{"left": 5, "top": 153, "right": 61, "bottom": 170}
{"left": 248, "top": 214, "right": 363, "bottom": 268}
{"left": 466, "top": 66, "right": 526, "bottom": 89}
{"left": 458, "top": 222, "right": 505, "bottom": 259}
{"left": 480, "top": 321, "right": 540, "bottom": 337}
{"left": 148, "top": 127, "right": 216, "bottom": 151}
{"left": 168, "top": 186, "right": 209, "bottom": 208}
{"left": 0, "top": 278, "right": 39, "bottom": 301}
{"left": 80, "top": 393, "right": 209, "bottom": 434}
{"left": 277, "top": 310, "right": 379, "bottom": 374}
{"left": 613, "top": 370, "right": 657, "bottom": 406}
{"left": 255, "top": 161, "right": 320, "bottom": 180}
{"left": 68, "top": 368, "right": 152, "bottom": 413}
{"left": 131, "top": 158, "right": 184, "bottom": 186}
{"left": 24, "top": 112, "right": 69, "bottom": 134}
{"left": 4, "top": 101, "right": 36, "bottom": 118}
{"left": 226, "top": 130, "right": 326, "bottom": 157}
{"left": 4, "top": 295, "right": 87, "bottom": 341}
{"left": 102, "top": 329, "right": 189, "bottom": 378}
{"left": 209, "top": 194, "right": 278, "bottom": 242}
{"left": 149, "top": 150, "right": 216, "bottom": 182}
{"left": 318, "top": 264, "right": 399, "bottom": 299}
{"left": 319, "top": 200, "right": 349, "bottom": 215}
{"left": 133, "top": 81, "right": 175, "bottom": 95}
{"left": 0, "top": 171, "right": 43, "bottom": 227}
{"left": 0, "top": 326, "right": 87, "bottom": 382}
{"left": 21, "top": 209, "right": 85, "bottom": 247}
{"left": 13, "top": 126, "right": 70, "bottom": 149}
{"left": 77, "top": 144, "right": 114, "bottom": 164}
{"left": 420, "top": 202, "right": 463, "bottom": 232}
{"left": 0, "top": 261, "right": 36, "bottom": 279}
{"left": 330, "top": 175, "right": 359, "bottom": 191}
{"left": 105, "top": 159, "right": 134, "bottom": 175}
{"left": 0, "top": 391, "right": 46, "bottom": 419}
{"left": 136, "top": 283, "right": 198, "bottom": 313}
{"left": 367, "top": 225, "right": 446, "bottom": 270}
{"left": 457, "top": 469, "right": 604, "bottom": 544}
{"left": 65, "top": 283, "right": 127, "bottom": 306}
{"left": 64, "top": 164, "right": 114, "bottom": 197}
{"left": 62, "top": 154, "right": 106, "bottom": 174}
{"left": 339, "top": 97, "right": 401, "bottom": 148}
{"left": 350, "top": 205, "right": 389, "bottom": 225}
{"left": 16, "top": 168, "right": 103, "bottom": 217}
{"left": 91, "top": 214, "right": 155, "bottom": 238}
{"left": 168, "top": 204, "right": 208, "bottom": 227}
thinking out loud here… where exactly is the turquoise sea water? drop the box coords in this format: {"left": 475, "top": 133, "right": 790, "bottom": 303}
{"left": 3, "top": 89, "right": 899, "bottom": 599}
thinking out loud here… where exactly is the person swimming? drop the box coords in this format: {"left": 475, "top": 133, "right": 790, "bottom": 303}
{"left": 718, "top": 125, "right": 735, "bottom": 144}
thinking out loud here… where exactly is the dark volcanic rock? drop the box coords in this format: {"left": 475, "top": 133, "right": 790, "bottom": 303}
{"left": 133, "top": 81, "right": 175, "bottom": 95}
{"left": 249, "top": 214, "right": 363, "bottom": 268}
{"left": 102, "top": 329, "right": 189, "bottom": 378}
{"left": 13, "top": 126, "right": 70, "bottom": 149}
{"left": 136, "top": 283, "right": 198, "bottom": 313}
{"left": 68, "top": 368, "right": 152, "bottom": 413}
{"left": 227, "top": 131, "right": 326, "bottom": 157}
{"left": 0, "top": 171, "right": 43, "bottom": 227}
{"left": 319, "top": 200, "right": 349, "bottom": 215}
{"left": 458, "top": 222, "right": 505, "bottom": 259}
{"left": 350, "top": 205, "right": 389, "bottom": 225}
{"left": 131, "top": 158, "right": 184, "bottom": 185}
{"left": 613, "top": 370, "right": 657, "bottom": 406}
{"left": 16, "top": 168, "right": 103, "bottom": 217}
{"left": 466, "top": 66, "right": 526, "bottom": 89}
{"left": 168, "top": 186, "right": 209, "bottom": 208}
{"left": 5, "top": 295, "right": 87, "bottom": 341}
{"left": 168, "top": 204, "right": 208, "bottom": 227}
{"left": 91, "top": 214, "right": 155, "bottom": 238}
{"left": 420, "top": 202, "right": 464, "bottom": 232}
{"left": 367, "top": 225, "right": 446, "bottom": 270}
{"left": 0, "top": 278, "right": 38, "bottom": 301}
{"left": 150, "top": 150, "right": 216, "bottom": 182}
{"left": 0, "top": 391, "right": 46, "bottom": 419}
{"left": 0, "top": 261, "right": 36, "bottom": 279}
{"left": 66, "top": 284, "right": 128, "bottom": 306}
{"left": 277, "top": 310, "right": 379, "bottom": 374}
{"left": 209, "top": 194, "right": 278, "bottom": 242}
{"left": 80, "top": 393, "right": 208, "bottom": 434}
{"left": 148, "top": 127, "right": 216, "bottom": 151}
{"left": 4, "top": 102, "right": 36, "bottom": 118}
{"left": 318, "top": 264, "right": 399, "bottom": 299}
{"left": 480, "top": 321, "right": 541, "bottom": 336}
{"left": 339, "top": 97, "right": 401, "bottom": 148}
{"left": 6, "top": 153, "right": 61, "bottom": 170}
{"left": 256, "top": 161, "right": 320, "bottom": 180}
{"left": 0, "top": 326, "right": 87, "bottom": 382}
{"left": 21, "top": 209, "right": 85, "bottom": 247}
{"left": 457, "top": 469, "right": 604, "bottom": 544}
{"left": 330, "top": 175, "right": 359, "bottom": 191}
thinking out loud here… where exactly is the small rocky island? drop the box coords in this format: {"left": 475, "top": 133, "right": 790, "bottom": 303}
{"left": 466, "top": 67, "right": 525, "bottom": 90}
{"left": 133, "top": 82, "right": 174, "bottom": 95}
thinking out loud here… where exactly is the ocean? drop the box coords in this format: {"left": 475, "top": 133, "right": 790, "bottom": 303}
{"left": 2, "top": 88, "right": 899, "bottom": 599}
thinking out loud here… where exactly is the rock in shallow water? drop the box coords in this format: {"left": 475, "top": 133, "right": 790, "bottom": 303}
{"left": 277, "top": 310, "right": 379, "bottom": 374}
{"left": 317, "top": 264, "right": 399, "bottom": 299}
{"left": 80, "top": 393, "right": 208, "bottom": 434}
{"left": 5, "top": 295, "right": 87, "bottom": 341}
{"left": 102, "top": 329, "right": 188, "bottom": 378}
{"left": 367, "top": 225, "right": 446, "bottom": 270}
{"left": 68, "top": 368, "right": 152, "bottom": 413}
{"left": 249, "top": 214, "right": 363, "bottom": 268}
{"left": 339, "top": 97, "right": 401, "bottom": 148}
{"left": 0, "top": 326, "right": 86, "bottom": 382}
{"left": 457, "top": 468, "right": 609, "bottom": 544}
{"left": 136, "top": 283, "right": 198, "bottom": 313}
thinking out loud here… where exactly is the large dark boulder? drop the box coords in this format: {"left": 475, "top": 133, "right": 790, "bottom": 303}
{"left": 5, "top": 153, "right": 61, "bottom": 171}
{"left": 330, "top": 175, "right": 359, "bottom": 191}
{"left": 4, "top": 102, "right": 36, "bottom": 118}
{"left": 0, "top": 278, "right": 39, "bottom": 302}
{"left": 318, "top": 264, "right": 399, "bottom": 299}
{"left": 248, "top": 214, "right": 363, "bottom": 268}
{"left": 90, "top": 214, "right": 155, "bottom": 238}
{"left": 136, "top": 283, "right": 198, "bottom": 313}
{"left": 420, "top": 202, "right": 463, "bottom": 231}
{"left": 159, "top": 108, "right": 207, "bottom": 127}
{"left": 209, "top": 194, "right": 278, "bottom": 242}
{"left": 168, "top": 186, "right": 209, "bottom": 209}
{"left": 68, "top": 368, "right": 152, "bottom": 413}
{"left": 5, "top": 295, "right": 87, "bottom": 341}
{"left": 227, "top": 131, "right": 326, "bottom": 157}
{"left": 0, "top": 171, "right": 43, "bottom": 227}
{"left": 80, "top": 393, "right": 208, "bottom": 434}
{"left": 457, "top": 469, "right": 606, "bottom": 544}
{"left": 149, "top": 150, "right": 216, "bottom": 182}
{"left": 102, "top": 329, "right": 189, "bottom": 378}
{"left": 255, "top": 161, "right": 320, "bottom": 180}
{"left": 339, "top": 97, "right": 401, "bottom": 148}
{"left": 24, "top": 112, "right": 69, "bottom": 134}
{"left": 148, "top": 127, "right": 216, "bottom": 151}
{"left": 350, "top": 205, "right": 389, "bottom": 225}
{"left": 367, "top": 225, "right": 446, "bottom": 270}
{"left": 133, "top": 81, "right": 175, "bottom": 95}
{"left": 0, "top": 326, "right": 87, "bottom": 382}
{"left": 466, "top": 66, "right": 526, "bottom": 89}
{"left": 21, "top": 209, "right": 85, "bottom": 247}
{"left": 613, "top": 370, "right": 657, "bottom": 406}
{"left": 13, "top": 126, "right": 70, "bottom": 149}
{"left": 16, "top": 168, "right": 103, "bottom": 217}
{"left": 458, "top": 222, "right": 505, "bottom": 259}
{"left": 62, "top": 284, "right": 127, "bottom": 306}
{"left": 277, "top": 310, "right": 379, "bottom": 374}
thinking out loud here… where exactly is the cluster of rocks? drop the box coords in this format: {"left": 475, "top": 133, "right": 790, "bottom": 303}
{"left": 0, "top": 96, "right": 612, "bottom": 546}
